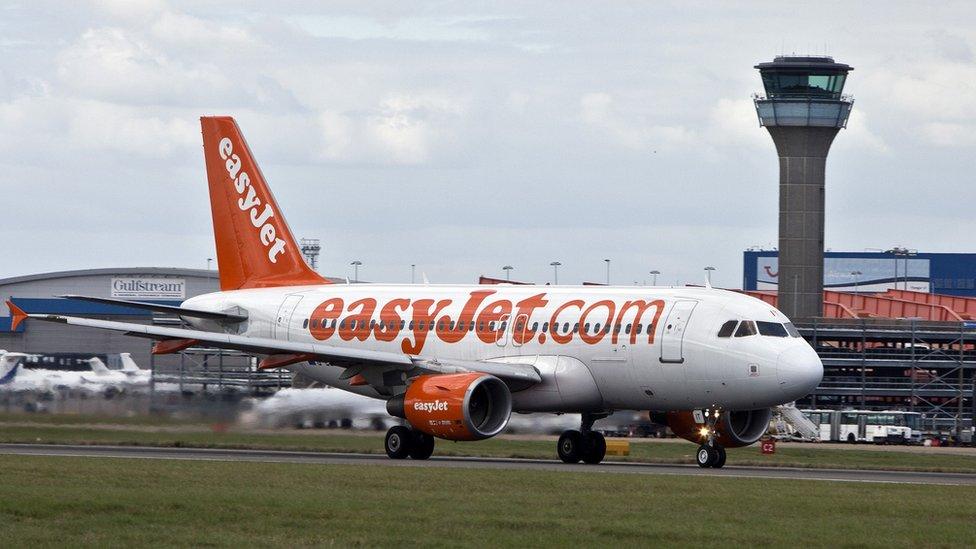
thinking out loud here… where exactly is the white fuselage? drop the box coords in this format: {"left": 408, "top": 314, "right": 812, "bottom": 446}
{"left": 184, "top": 284, "right": 822, "bottom": 413}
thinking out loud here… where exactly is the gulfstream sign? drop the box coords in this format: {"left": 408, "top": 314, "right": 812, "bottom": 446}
{"left": 111, "top": 278, "right": 186, "bottom": 299}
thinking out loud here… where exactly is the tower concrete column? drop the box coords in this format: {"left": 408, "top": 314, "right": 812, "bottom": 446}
{"left": 754, "top": 57, "right": 853, "bottom": 319}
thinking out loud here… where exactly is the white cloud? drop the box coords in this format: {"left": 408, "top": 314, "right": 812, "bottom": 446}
{"left": 1, "top": 1, "right": 975, "bottom": 287}
{"left": 579, "top": 92, "right": 695, "bottom": 151}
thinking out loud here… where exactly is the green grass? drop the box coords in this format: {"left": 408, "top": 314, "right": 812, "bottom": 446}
{"left": 2, "top": 421, "right": 976, "bottom": 473}
{"left": 0, "top": 455, "right": 974, "bottom": 547}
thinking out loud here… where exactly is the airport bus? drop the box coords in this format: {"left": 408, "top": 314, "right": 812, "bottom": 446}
{"left": 801, "top": 409, "right": 922, "bottom": 444}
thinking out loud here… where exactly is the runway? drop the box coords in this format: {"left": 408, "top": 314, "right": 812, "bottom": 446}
{"left": 2, "top": 443, "right": 974, "bottom": 485}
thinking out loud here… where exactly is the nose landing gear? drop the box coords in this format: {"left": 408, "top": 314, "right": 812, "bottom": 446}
{"left": 557, "top": 412, "right": 608, "bottom": 464}
{"left": 695, "top": 443, "right": 726, "bottom": 468}
{"left": 696, "top": 408, "right": 727, "bottom": 469}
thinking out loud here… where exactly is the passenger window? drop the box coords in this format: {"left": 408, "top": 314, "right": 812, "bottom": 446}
{"left": 625, "top": 323, "right": 632, "bottom": 334}
{"left": 717, "top": 320, "right": 737, "bottom": 338}
{"left": 563, "top": 322, "right": 570, "bottom": 333}
{"left": 408, "top": 321, "right": 415, "bottom": 329}
{"left": 479, "top": 321, "right": 486, "bottom": 331}
{"left": 584, "top": 323, "right": 590, "bottom": 332}
{"left": 594, "top": 323, "right": 601, "bottom": 332}
{"left": 573, "top": 323, "right": 579, "bottom": 332}
{"left": 636, "top": 323, "right": 642, "bottom": 333}
{"left": 734, "top": 321, "right": 757, "bottom": 337}
{"left": 756, "top": 321, "right": 788, "bottom": 337}
{"left": 532, "top": 322, "right": 539, "bottom": 331}
{"left": 458, "top": 321, "right": 465, "bottom": 330}
{"left": 370, "top": 320, "right": 376, "bottom": 329}
{"left": 339, "top": 320, "right": 347, "bottom": 329}
{"left": 400, "top": 320, "right": 406, "bottom": 330}
{"left": 542, "top": 322, "right": 549, "bottom": 332}
{"left": 303, "top": 319, "right": 309, "bottom": 329}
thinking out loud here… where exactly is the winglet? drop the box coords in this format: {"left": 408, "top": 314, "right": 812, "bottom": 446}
{"left": 6, "top": 301, "right": 26, "bottom": 331}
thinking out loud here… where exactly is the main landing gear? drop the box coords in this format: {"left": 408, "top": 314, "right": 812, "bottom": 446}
{"left": 557, "top": 412, "right": 608, "bottom": 465}
{"left": 385, "top": 425, "right": 435, "bottom": 460}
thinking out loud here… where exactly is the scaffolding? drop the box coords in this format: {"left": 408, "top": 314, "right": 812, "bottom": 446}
{"left": 797, "top": 318, "right": 976, "bottom": 434}
{"left": 149, "top": 346, "right": 291, "bottom": 396}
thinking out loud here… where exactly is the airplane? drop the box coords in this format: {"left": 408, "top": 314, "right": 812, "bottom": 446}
{"left": 0, "top": 351, "right": 150, "bottom": 394}
{"left": 81, "top": 355, "right": 150, "bottom": 388}
{"left": 7, "top": 116, "right": 823, "bottom": 468}
{"left": 242, "top": 386, "right": 393, "bottom": 430}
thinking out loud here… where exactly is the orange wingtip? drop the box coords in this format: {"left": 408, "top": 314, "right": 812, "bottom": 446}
{"left": 6, "top": 301, "right": 27, "bottom": 331}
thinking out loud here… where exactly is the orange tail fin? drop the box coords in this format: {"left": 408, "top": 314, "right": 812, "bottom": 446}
{"left": 200, "top": 116, "right": 328, "bottom": 290}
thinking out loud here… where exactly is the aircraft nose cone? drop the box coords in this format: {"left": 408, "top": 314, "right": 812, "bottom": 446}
{"left": 777, "top": 344, "right": 823, "bottom": 401}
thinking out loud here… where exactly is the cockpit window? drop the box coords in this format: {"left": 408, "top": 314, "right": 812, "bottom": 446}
{"left": 784, "top": 322, "right": 801, "bottom": 337}
{"left": 734, "top": 321, "right": 757, "bottom": 337}
{"left": 717, "top": 320, "right": 737, "bottom": 338}
{"left": 756, "top": 321, "right": 789, "bottom": 337}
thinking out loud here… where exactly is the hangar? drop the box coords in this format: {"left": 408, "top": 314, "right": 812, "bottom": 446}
{"left": 0, "top": 268, "right": 220, "bottom": 369}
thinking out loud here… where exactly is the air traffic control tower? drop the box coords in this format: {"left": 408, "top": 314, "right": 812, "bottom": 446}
{"left": 754, "top": 56, "right": 853, "bottom": 319}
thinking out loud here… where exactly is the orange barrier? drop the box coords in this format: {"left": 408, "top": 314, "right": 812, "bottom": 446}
{"left": 882, "top": 289, "right": 976, "bottom": 320}
{"left": 739, "top": 290, "right": 963, "bottom": 321}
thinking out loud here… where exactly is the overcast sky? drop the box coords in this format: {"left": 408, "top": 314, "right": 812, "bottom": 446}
{"left": 1, "top": 1, "right": 974, "bottom": 287}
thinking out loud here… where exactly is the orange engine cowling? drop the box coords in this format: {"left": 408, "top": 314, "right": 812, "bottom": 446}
{"left": 386, "top": 373, "right": 512, "bottom": 441}
{"left": 654, "top": 408, "right": 772, "bottom": 448}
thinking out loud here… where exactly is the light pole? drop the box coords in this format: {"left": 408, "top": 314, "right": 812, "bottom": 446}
{"left": 704, "top": 266, "right": 716, "bottom": 285}
{"left": 207, "top": 258, "right": 214, "bottom": 270}
{"left": 350, "top": 260, "right": 362, "bottom": 282}
{"left": 411, "top": 264, "right": 416, "bottom": 284}
{"left": 604, "top": 259, "right": 611, "bottom": 285}
{"left": 851, "top": 270, "right": 862, "bottom": 294}
{"left": 649, "top": 270, "right": 660, "bottom": 286}
{"left": 550, "top": 261, "right": 561, "bottom": 285}
{"left": 502, "top": 265, "right": 513, "bottom": 281}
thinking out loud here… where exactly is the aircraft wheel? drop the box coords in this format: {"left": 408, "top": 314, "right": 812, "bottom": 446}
{"left": 696, "top": 445, "right": 717, "bottom": 468}
{"left": 385, "top": 426, "right": 413, "bottom": 459}
{"left": 581, "top": 431, "right": 607, "bottom": 464}
{"left": 409, "top": 431, "right": 435, "bottom": 460}
{"left": 712, "top": 446, "right": 727, "bottom": 469}
{"left": 557, "top": 430, "right": 583, "bottom": 463}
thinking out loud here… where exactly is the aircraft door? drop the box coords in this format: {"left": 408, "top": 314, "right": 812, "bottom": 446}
{"left": 494, "top": 314, "right": 511, "bottom": 347}
{"left": 274, "top": 294, "right": 304, "bottom": 340}
{"left": 511, "top": 314, "right": 529, "bottom": 347}
{"left": 660, "top": 300, "right": 697, "bottom": 363}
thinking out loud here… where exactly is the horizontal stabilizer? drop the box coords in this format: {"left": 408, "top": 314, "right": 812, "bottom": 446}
{"left": 58, "top": 295, "right": 247, "bottom": 323}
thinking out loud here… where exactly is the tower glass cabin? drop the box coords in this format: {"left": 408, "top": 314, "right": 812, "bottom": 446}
{"left": 754, "top": 56, "right": 853, "bottom": 320}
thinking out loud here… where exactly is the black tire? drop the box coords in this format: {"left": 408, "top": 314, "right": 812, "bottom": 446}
{"left": 557, "top": 430, "right": 584, "bottom": 464}
{"left": 696, "top": 445, "right": 716, "bottom": 468}
{"left": 712, "top": 446, "right": 727, "bottom": 469}
{"left": 385, "top": 426, "right": 413, "bottom": 459}
{"left": 581, "top": 431, "right": 607, "bottom": 464}
{"left": 847, "top": 433, "right": 857, "bottom": 443}
{"left": 409, "top": 431, "right": 436, "bottom": 460}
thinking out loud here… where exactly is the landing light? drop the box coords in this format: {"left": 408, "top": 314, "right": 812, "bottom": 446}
{"left": 699, "top": 427, "right": 710, "bottom": 438}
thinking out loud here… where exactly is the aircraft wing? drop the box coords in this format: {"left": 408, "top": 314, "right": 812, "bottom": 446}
{"left": 14, "top": 309, "right": 541, "bottom": 388}
{"left": 58, "top": 295, "right": 248, "bottom": 323}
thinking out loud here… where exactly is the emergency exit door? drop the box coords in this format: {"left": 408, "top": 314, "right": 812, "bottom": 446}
{"left": 274, "top": 294, "right": 304, "bottom": 340}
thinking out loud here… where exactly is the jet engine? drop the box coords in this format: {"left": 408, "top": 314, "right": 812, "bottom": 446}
{"left": 386, "top": 372, "right": 512, "bottom": 441}
{"left": 652, "top": 408, "right": 773, "bottom": 448}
